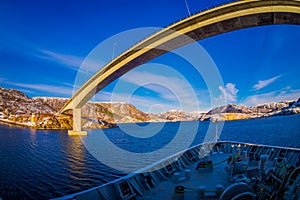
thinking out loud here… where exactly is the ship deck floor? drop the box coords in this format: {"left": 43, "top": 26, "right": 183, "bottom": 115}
{"left": 139, "top": 153, "right": 231, "bottom": 200}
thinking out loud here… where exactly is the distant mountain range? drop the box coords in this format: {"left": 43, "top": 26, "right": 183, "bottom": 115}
{"left": 0, "top": 86, "right": 299, "bottom": 129}
{"left": 201, "top": 100, "right": 300, "bottom": 121}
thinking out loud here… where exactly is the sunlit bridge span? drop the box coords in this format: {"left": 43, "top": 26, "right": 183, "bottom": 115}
{"left": 59, "top": 0, "right": 300, "bottom": 135}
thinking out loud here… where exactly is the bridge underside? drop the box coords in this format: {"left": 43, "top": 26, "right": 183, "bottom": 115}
{"left": 59, "top": 0, "right": 300, "bottom": 135}
{"left": 65, "top": 12, "right": 300, "bottom": 112}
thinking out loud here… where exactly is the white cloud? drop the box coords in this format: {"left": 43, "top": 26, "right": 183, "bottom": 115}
{"left": 40, "top": 50, "right": 83, "bottom": 68}
{"left": 109, "top": 92, "right": 209, "bottom": 113}
{"left": 219, "top": 83, "right": 238, "bottom": 103}
{"left": 94, "top": 91, "right": 176, "bottom": 113}
{"left": 119, "top": 70, "right": 204, "bottom": 111}
{"left": 91, "top": 68, "right": 214, "bottom": 112}
{"left": 253, "top": 75, "right": 281, "bottom": 90}
{"left": 242, "top": 87, "right": 300, "bottom": 106}
{"left": 38, "top": 49, "right": 104, "bottom": 73}
{"left": 121, "top": 71, "right": 186, "bottom": 97}
{"left": 2, "top": 81, "right": 74, "bottom": 97}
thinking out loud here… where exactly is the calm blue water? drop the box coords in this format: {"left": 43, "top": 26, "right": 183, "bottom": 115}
{"left": 0, "top": 115, "right": 299, "bottom": 199}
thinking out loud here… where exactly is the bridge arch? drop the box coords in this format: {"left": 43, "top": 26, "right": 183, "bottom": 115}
{"left": 60, "top": 0, "right": 300, "bottom": 134}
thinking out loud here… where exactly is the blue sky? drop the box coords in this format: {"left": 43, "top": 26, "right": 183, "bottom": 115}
{"left": 1, "top": 0, "right": 300, "bottom": 113}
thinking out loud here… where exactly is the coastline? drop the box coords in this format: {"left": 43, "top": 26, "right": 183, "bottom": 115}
{"left": 1, "top": 112, "right": 300, "bottom": 130}
{"left": 0, "top": 118, "right": 115, "bottom": 130}
{"left": 0, "top": 118, "right": 67, "bottom": 130}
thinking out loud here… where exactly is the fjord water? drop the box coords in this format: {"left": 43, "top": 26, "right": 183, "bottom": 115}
{"left": 0, "top": 115, "right": 299, "bottom": 199}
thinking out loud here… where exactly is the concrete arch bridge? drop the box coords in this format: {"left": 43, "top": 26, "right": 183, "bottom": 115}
{"left": 58, "top": 0, "right": 300, "bottom": 135}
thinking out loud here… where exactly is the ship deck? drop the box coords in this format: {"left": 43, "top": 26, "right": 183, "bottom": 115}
{"left": 55, "top": 141, "right": 300, "bottom": 200}
{"left": 139, "top": 152, "right": 230, "bottom": 200}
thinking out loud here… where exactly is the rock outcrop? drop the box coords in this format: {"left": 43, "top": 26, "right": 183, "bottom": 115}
{"left": 200, "top": 99, "right": 300, "bottom": 121}
{"left": 156, "top": 110, "right": 193, "bottom": 121}
{"left": 1, "top": 86, "right": 299, "bottom": 128}
{"left": 0, "top": 88, "right": 114, "bottom": 129}
{"left": 35, "top": 97, "right": 152, "bottom": 124}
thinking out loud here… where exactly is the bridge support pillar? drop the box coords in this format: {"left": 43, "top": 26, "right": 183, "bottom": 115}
{"left": 68, "top": 108, "right": 87, "bottom": 136}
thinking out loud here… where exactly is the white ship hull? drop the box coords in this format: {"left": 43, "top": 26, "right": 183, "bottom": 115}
{"left": 55, "top": 141, "right": 300, "bottom": 200}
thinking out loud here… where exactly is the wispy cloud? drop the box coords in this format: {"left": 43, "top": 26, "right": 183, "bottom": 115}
{"left": 219, "top": 83, "right": 238, "bottom": 103}
{"left": 40, "top": 50, "right": 83, "bottom": 69}
{"left": 121, "top": 70, "right": 187, "bottom": 99}
{"left": 38, "top": 49, "right": 104, "bottom": 73}
{"left": 0, "top": 79, "right": 73, "bottom": 97}
{"left": 242, "top": 86, "right": 300, "bottom": 106}
{"left": 90, "top": 68, "right": 213, "bottom": 112}
{"left": 253, "top": 75, "right": 281, "bottom": 90}
{"left": 15, "top": 83, "right": 73, "bottom": 96}
{"left": 95, "top": 91, "right": 177, "bottom": 113}
{"left": 119, "top": 70, "right": 203, "bottom": 111}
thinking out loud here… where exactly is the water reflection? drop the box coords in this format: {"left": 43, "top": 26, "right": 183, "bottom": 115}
{"left": 0, "top": 115, "right": 299, "bottom": 199}
{"left": 66, "top": 136, "right": 86, "bottom": 178}
{"left": 29, "top": 129, "right": 36, "bottom": 148}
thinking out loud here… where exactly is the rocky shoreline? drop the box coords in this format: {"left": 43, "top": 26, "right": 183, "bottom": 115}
{"left": 0, "top": 86, "right": 299, "bottom": 130}
{"left": 0, "top": 114, "right": 116, "bottom": 130}
{"left": 200, "top": 100, "right": 300, "bottom": 122}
